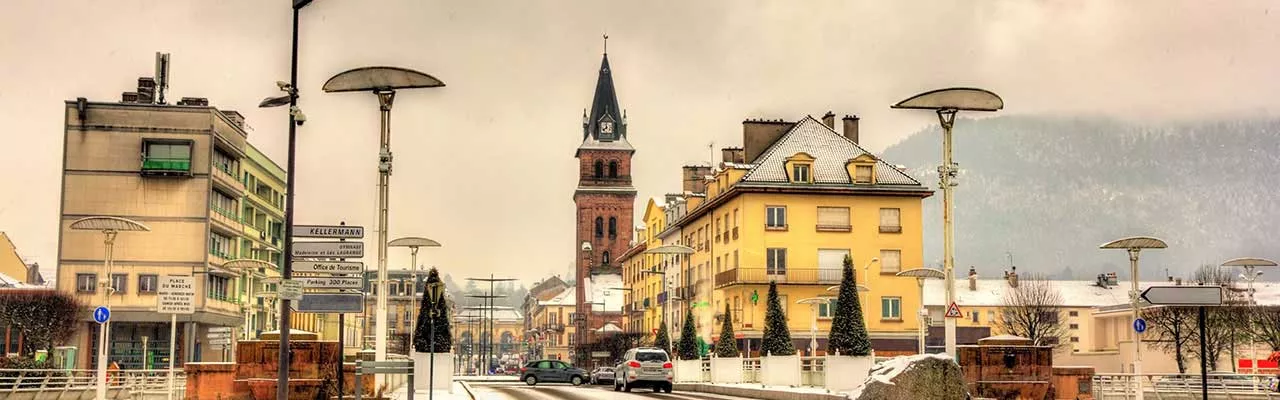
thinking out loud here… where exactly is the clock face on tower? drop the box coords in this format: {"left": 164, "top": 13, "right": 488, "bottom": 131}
{"left": 600, "top": 121, "right": 614, "bottom": 134}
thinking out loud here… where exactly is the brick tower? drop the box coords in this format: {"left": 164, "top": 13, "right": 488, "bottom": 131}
{"left": 573, "top": 49, "right": 636, "bottom": 353}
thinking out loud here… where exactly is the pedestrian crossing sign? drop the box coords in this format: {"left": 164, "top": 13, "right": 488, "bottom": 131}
{"left": 945, "top": 302, "right": 963, "bottom": 318}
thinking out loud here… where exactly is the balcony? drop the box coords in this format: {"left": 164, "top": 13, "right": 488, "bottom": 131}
{"left": 140, "top": 156, "right": 192, "bottom": 177}
{"left": 714, "top": 267, "right": 842, "bottom": 287}
{"left": 209, "top": 206, "right": 243, "bottom": 235}
{"left": 212, "top": 163, "right": 246, "bottom": 195}
{"left": 880, "top": 225, "right": 902, "bottom": 234}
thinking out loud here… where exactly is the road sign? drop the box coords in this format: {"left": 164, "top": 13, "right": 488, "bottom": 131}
{"left": 297, "top": 276, "right": 363, "bottom": 290}
{"left": 292, "top": 293, "right": 365, "bottom": 313}
{"left": 93, "top": 306, "right": 110, "bottom": 324}
{"left": 208, "top": 327, "right": 233, "bottom": 334}
{"left": 293, "top": 261, "right": 364, "bottom": 275}
{"left": 1133, "top": 318, "right": 1147, "bottom": 334}
{"left": 292, "top": 241, "right": 365, "bottom": 258}
{"left": 278, "top": 279, "right": 304, "bottom": 301}
{"left": 590, "top": 351, "right": 610, "bottom": 358}
{"left": 944, "top": 302, "right": 963, "bottom": 318}
{"left": 157, "top": 276, "right": 196, "bottom": 314}
{"left": 292, "top": 225, "right": 365, "bottom": 239}
{"left": 207, "top": 332, "right": 231, "bottom": 339}
{"left": 208, "top": 338, "right": 231, "bottom": 346}
{"left": 1140, "top": 286, "right": 1223, "bottom": 306}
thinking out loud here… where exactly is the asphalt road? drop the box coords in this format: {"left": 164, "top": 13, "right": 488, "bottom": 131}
{"left": 468, "top": 382, "right": 758, "bottom": 400}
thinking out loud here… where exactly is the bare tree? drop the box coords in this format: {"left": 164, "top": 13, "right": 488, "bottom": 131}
{"left": 1250, "top": 306, "right": 1280, "bottom": 351}
{"left": 998, "top": 274, "right": 1067, "bottom": 346}
{"left": 1188, "top": 265, "right": 1250, "bottom": 371}
{"left": 1146, "top": 305, "right": 1197, "bottom": 373}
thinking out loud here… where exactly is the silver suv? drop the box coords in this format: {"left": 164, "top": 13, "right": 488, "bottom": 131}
{"left": 613, "top": 347, "right": 673, "bottom": 393}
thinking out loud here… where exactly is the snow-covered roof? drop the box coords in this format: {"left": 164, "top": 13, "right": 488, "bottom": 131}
{"left": 539, "top": 289, "right": 575, "bottom": 307}
{"left": 926, "top": 279, "right": 1280, "bottom": 308}
{"left": 741, "top": 117, "right": 921, "bottom": 186}
{"left": 596, "top": 322, "right": 623, "bottom": 333}
{"left": 588, "top": 274, "right": 624, "bottom": 313}
{"left": 0, "top": 271, "right": 41, "bottom": 289}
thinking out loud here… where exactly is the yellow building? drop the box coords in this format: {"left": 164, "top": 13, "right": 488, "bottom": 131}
{"left": 526, "top": 289, "right": 576, "bottom": 362}
{"left": 454, "top": 307, "right": 526, "bottom": 373}
{"left": 651, "top": 114, "right": 933, "bottom": 356}
{"left": 0, "top": 233, "right": 42, "bottom": 285}
{"left": 618, "top": 197, "right": 673, "bottom": 340}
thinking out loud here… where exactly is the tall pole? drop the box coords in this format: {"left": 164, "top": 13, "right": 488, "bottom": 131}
{"left": 168, "top": 313, "right": 176, "bottom": 400}
{"left": 1129, "top": 249, "right": 1143, "bottom": 400}
{"left": 409, "top": 247, "right": 420, "bottom": 340}
{"left": 277, "top": 4, "right": 302, "bottom": 400}
{"left": 374, "top": 89, "right": 396, "bottom": 368}
{"left": 938, "top": 109, "right": 958, "bottom": 356}
{"left": 97, "top": 231, "right": 116, "bottom": 400}
{"left": 917, "top": 278, "right": 926, "bottom": 354}
{"left": 1198, "top": 306, "right": 1208, "bottom": 400}
{"left": 489, "top": 278, "right": 495, "bottom": 374}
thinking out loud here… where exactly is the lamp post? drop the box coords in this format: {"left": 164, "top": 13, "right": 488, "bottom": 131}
{"left": 389, "top": 237, "right": 442, "bottom": 341}
{"left": 424, "top": 281, "right": 445, "bottom": 400}
{"left": 466, "top": 276, "right": 515, "bottom": 374}
{"left": 892, "top": 87, "right": 1003, "bottom": 356}
{"left": 1100, "top": 236, "right": 1167, "bottom": 400}
{"left": 70, "top": 216, "right": 150, "bottom": 400}
{"left": 796, "top": 297, "right": 834, "bottom": 356}
{"left": 642, "top": 245, "right": 695, "bottom": 355}
{"left": 323, "top": 67, "right": 444, "bottom": 372}
{"left": 1221, "top": 257, "right": 1277, "bottom": 374}
{"left": 896, "top": 268, "right": 945, "bottom": 354}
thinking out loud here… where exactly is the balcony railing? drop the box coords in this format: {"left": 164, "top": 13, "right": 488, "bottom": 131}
{"left": 880, "top": 225, "right": 902, "bottom": 234}
{"left": 140, "top": 157, "right": 192, "bottom": 176}
{"left": 714, "top": 267, "right": 842, "bottom": 287}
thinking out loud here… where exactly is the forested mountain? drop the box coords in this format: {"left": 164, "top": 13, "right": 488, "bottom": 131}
{"left": 879, "top": 116, "right": 1280, "bottom": 280}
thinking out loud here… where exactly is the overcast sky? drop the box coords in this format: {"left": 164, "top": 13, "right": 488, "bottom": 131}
{"left": 2, "top": 0, "right": 1278, "bottom": 283}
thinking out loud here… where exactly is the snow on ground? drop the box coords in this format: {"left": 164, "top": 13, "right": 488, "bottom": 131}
{"left": 387, "top": 381, "right": 473, "bottom": 400}
{"left": 845, "top": 353, "right": 956, "bottom": 399}
{"left": 703, "top": 382, "right": 834, "bottom": 395}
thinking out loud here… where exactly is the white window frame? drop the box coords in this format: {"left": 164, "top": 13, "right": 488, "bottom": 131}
{"left": 766, "top": 206, "right": 787, "bottom": 229}
{"left": 766, "top": 248, "right": 787, "bottom": 276}
{"left": 881, "top": 296, "right": 902, "bottom": 320}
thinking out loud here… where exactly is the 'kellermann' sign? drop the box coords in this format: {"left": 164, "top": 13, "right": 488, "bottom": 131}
{"left": 292, "top": 225, "right": 364, "bottom": 239}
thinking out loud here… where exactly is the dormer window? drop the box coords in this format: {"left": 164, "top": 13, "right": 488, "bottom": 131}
{"left": 847, "top": 154, "right": 878, "bottom": 185}
{"left": 792, "top": 164, "right": 811, "bottom": 183}
{"left": 784, "top": 152, "right": 816, "bottom": 184}
{"left": 854, "top": 165, "right": 873, "bottom": 184}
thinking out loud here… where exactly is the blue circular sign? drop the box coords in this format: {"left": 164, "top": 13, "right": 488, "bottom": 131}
{"left": 93, "top": 306, "right": 110, "bottom": 324}
{"left": 1133, "top": 318, "right": 1147, "bottom": 334}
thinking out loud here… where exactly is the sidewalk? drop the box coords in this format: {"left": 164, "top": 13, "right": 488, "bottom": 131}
{"left": 386, "top": 381, "right": 474, "bottom": 400}
{"left": 673, "top": 383, "right": 846, "bottom": 400}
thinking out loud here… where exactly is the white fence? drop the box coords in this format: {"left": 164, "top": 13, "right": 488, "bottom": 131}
{"left": 692, "top": 356, "right": 891, "bottom": 386}
{"left": 1093, "top": 373, "right": 1278, "bottom": 399}
{"left": 0, "top": 369, "right": 186, "bottom": 400}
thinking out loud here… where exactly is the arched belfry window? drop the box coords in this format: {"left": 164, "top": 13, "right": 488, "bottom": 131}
{"left": 594, "top": 161, "right": 604, "bottom": 178}
{"left": 594, "top": 217, "right": 604, "bottom": 237}
{"left": 608, "top": 161, "right": 618, "bottom": 178}
{"left": 602, "top": 251, "right": 611, "bottom": 265}
{"left": 608, "top": 217, "right": 617, "bottom": 238}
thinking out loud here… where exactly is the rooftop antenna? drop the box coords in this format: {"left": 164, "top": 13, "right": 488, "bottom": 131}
{"left": 154, "top": 52, "right": 171, "bottom": 105}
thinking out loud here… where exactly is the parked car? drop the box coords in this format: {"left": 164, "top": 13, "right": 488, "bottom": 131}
{"left": 520, "top": 359, "right": 588, "bottom": 386}
{"left": 613, "top": 347, "right": 673, "bottom": 393}
{"left": 590, "top": 367, "right": 615, "bottom": 385}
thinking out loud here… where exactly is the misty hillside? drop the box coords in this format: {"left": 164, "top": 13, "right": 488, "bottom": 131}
{"left": 879, "top": 116, "right": 1280, "bottom": 280}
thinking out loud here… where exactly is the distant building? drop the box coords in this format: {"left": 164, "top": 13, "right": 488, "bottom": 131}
{"left": 526, "top": 288, "right": 575, "bottom": 361}
{"left": 360, "top": 268, "right": 430, "bottom": 355}
{"left": 0, "top": 233, "right": 43, "bottom": 285}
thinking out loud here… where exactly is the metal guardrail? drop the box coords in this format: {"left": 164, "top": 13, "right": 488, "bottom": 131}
{"left": 0, "top": 369, "right": 186, "bottom": 400}
{"left": 355, "top": 360, "right": 414, "bottom": 400}
{"left": 1094, "top": 373, "right": 1278, "bottom": 399}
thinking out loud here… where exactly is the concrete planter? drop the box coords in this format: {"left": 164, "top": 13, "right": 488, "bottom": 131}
{"left": 674, "top": 359, "right": 703, "bottom": 382}
{"left": 411, "top": 352, "right": 454, "bottom": 393}
{"left": 710, "top": 357, "right": 743, "bottom": 384}
{"left": 825, "top": 354, "right": 875, "bottom": 394}
{"left": 761, "top": 354, "right": 802, "bottom": 387}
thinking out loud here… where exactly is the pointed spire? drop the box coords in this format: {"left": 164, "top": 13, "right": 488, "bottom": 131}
{"left": 584, "top": 52, "right": 624, "bottom": 141}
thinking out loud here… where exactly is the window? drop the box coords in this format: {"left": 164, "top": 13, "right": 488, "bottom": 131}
{"left": 602, "top": 251, "right": 610, "bottom": 265}
{"left": 765, "top": 206, "right": 787, "bottom": 229}
{"left": 854, "top": 165, "right": 873, "bottom": 184}
{"left": 608, "top": 217, "right": 617, "bottom": 238}
{"left": 207, "top": 275, "right": 231, "bottom": 301}
{"left": 733, "top": 251, "right": 739, "bottom": 269}
{"left": 879, "top": 250, "right": 902, "bottom": 274}
{"left": 1069, "top": 323, "right": 1079, "bottom": 330}
{"left": 818, "top": 299, "right": 836, "bottom": 319}
{"left": 142, "top": 141, "right": 192, "bottom": 172}
{"left": 766, "top": 248, "right": 787, "bottom": 275}
{"left": 210, "top": 232, "right": 234, "bottom": 258}
{"left": 879, "top": 208, "right": 902, "bottom": 233}
{"left": 988, "top": 310, "right": 995, "bottom": 323}
{"left": 1070, "top": 337, "right": 1080, "bottom": 343}
{"left": 390, "top": 282, "right": 401, "bottom": 296}
{"left": 110, "top": 274, "right": 128, "bottom": 294}
{"left": 138, "top": 275, "right": 158, "bottom": 293}
{"left": 1068, "top": 311, "right": 1079, "bottom": 317}
{"left": 792, "top": 163, "right": 811, "bottom": 182}
{"left": 211, "top": 189, "right": 237, "bottom": 218}
{"left": 593, "top": 161, "right": 603, "bottom": 178}
{"left": 608, "top": 161, "right": 618, "bottom": 178}
{"left": 212, "top": 149, "right": 236, "bottom": 175}
{"left": 972, "top": 311, "right": 979, "bottom": 323}
{"left": 594, "top": 217, "right": 604, "bottom": 237}
{"left": 818, "top": 249, "right": 849, "bottom": 282}
{"left": 76, "top": 274, "right": 97, "bottom": 293}
{"left": 881, "top": 297, "right": 902, "bottom": 320}
{"left": 816, "top": 207, "right": 851, "bottom": 231}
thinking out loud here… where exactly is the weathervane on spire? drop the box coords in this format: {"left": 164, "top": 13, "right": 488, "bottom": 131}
{"left": 603, "top": 33, "right": 609, "bottom": 54}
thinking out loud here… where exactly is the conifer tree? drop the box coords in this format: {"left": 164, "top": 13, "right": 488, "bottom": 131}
{"left": 677, "top": 308, "right": 699, "bottom": 360}
{"left": 714, "top": 303, "right": 739, "bottom": 357}
{"left": 828, "top": 254, "right": 872, "bottom": 356}
{"left": 414, "top": 267, "right": 453, "bottom": 353}
{"left": 761, "top": 281, "right": 796, "bottom": 356}
{"left": 654, "top": 319, "right": 671, "bottom": 353}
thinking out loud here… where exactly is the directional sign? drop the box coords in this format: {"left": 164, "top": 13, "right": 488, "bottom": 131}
{"left": 292, "top": 241, "right": 364, "bottom": 258}
{"left": 208, "top": 327, "right": 233, "bottom": 334}
{"left": 278, "top": 279, "right": 304, "bottom": 301}
{"left": 1133, "top": 318, "right": 1148, "bottom": 334}
{"left": 293, "top": 261, "right": 364, "bottom": 275}
{"left": 944, "top": 302, "right": 963, "bottom": 318}
{"left": 292, "top": 225, "right": 365, "bottom": 239}
{"left": 207, "top": 332, "right": 231, "bottom": 339}
{"left": 1140, "top": 286, "right": 1223, "bottom": 306}
{"left": 297, "top": 276, "right": 363, "bottom": 290}
{"left": 292, "top": 293, "right": 364, "bottom": 313}
{"left": 208, "top": 338, "right": 232, "bottom": 346}
{"left": 157, "top": 276, "right": 196, "bottom": 314}
{"left": 93, "top": 306, "right": 110, "bottom": 324}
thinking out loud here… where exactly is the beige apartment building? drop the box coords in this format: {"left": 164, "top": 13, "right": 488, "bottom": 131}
{"left": 56, "top": 73, "right": 298, "bottom": 368}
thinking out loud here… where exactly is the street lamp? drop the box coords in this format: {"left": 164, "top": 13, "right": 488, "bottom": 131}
{"left": 222, "top": 259, "right": 279, "bottom": 341}
{"left": 1100, "top": 235, "right": 1167, "bottom": 400}
{"left": 892, "top": 87, "right": 1003, "bottom": 356}
{"left": 896, "top": 268, "right": 945, "bottom": 354}
{"left": 465, "top": 275, "right": 515, "bottom": 375}
{"left": 796, "top": 297, "right": 835, "bottom": 356}
{"left": 389, "top": 237, "right": 442, "bottom": 340}
{"left": 324, "top": 66, "right": 445, "bottom": 368}
{"left": 70, "top": 216, "right": 150, "bottom": 400}
{"left": 642, "top": 245, "right": 695, "bottom": 355}
{"left": 1221, "top": 257, "right": 1277, "bottom": 374}
{"left": 424, "top": 281, "right": 446, "bottom": 400}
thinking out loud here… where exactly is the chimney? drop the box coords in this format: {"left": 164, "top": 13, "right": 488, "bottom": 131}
{"left": 1175, "top": 277, "right": 1183, "bottom": 286}
{"left": 842, "top": 115, "right": 861, "bottom": 144}
{"left": 681, "top": 165, "right": 713, "bottom": 194}
{"left": 742, "top": 118, "right": 793, "bottom": 163}
{"left": 968, "top": 267, "right": 978, "bottom": 291}
{"left": 121, "top": 92, "right": 140, "bottom": 103}
{"left": 664, "top": 193, "right": 681, "bottom": 205}
{"left": 821, "top": 111, "right": 836, "bottom": 129}
{"left": 177, "top": 97, "right": 208, "bottom": 107}
{"left": 221, "top": 110, "right": 246, "bottom": 128}
{"left": 137, "top": 77, "right": 157, "bottom": 104}
{"left": 1007, "top": 266, "right": 1019, "bottom": 288}
{"left": 721, "top": 147, "right": 745, "bottom": 164}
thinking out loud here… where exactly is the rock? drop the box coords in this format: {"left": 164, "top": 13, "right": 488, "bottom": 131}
{"left": 850, "top": 354, "right": 968, "bottom": 400}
